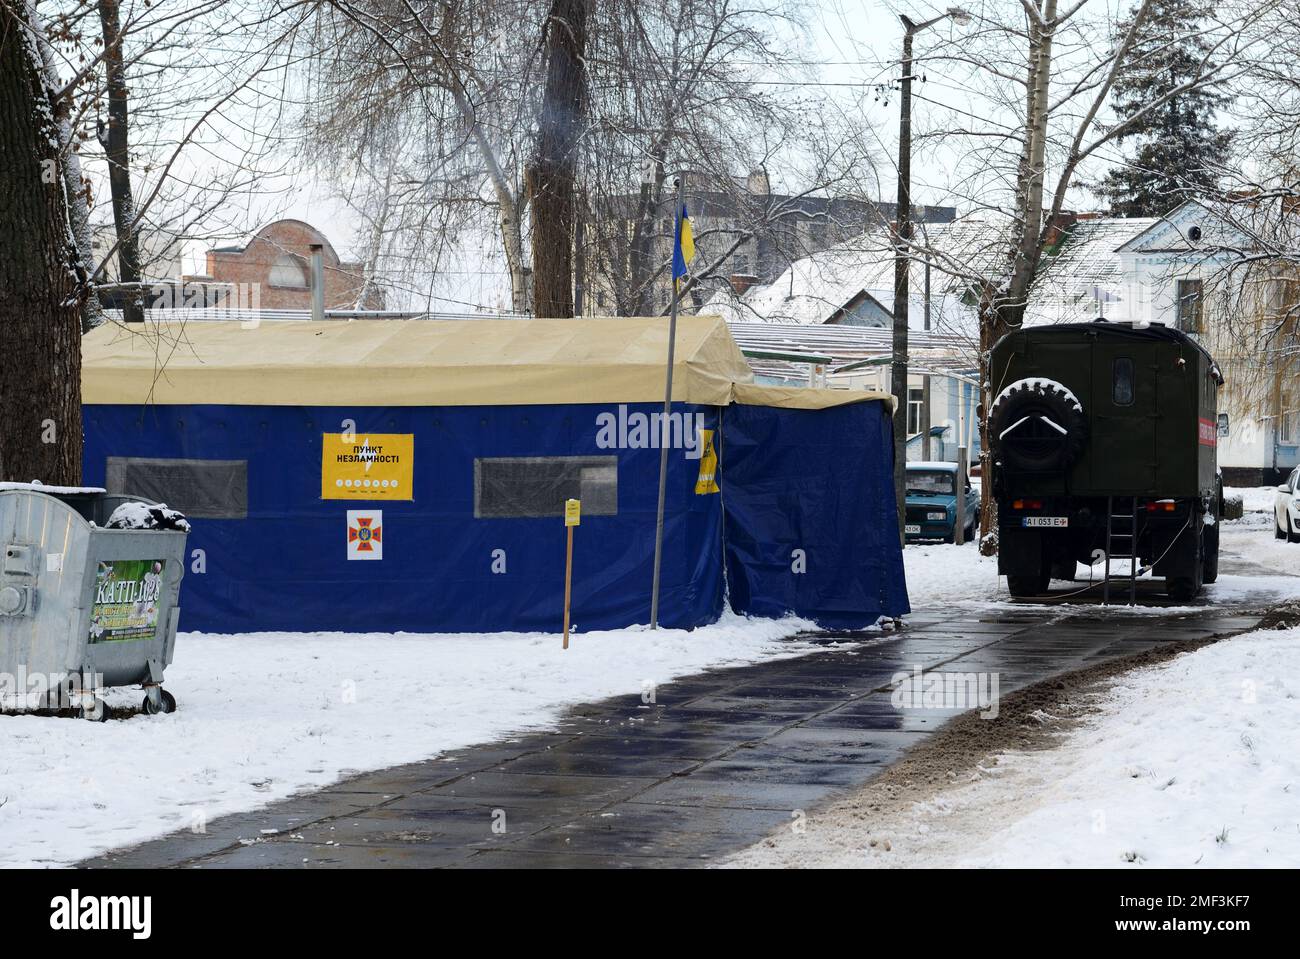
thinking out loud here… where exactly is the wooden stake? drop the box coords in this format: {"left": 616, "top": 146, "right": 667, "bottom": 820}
{"left": 563, "top": 498, "right": 580, "bottom": 648}
{"left": 563, "top": 524, "right": 574, "bottom": 649}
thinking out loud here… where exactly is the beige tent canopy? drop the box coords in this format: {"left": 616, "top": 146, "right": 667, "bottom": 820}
{"left": 81, "top": 316, "right": 893, "bottom": 410}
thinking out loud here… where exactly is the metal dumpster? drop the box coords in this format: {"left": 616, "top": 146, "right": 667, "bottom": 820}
{"left": 0, "top": 484, "right": 187, "bottom": 720}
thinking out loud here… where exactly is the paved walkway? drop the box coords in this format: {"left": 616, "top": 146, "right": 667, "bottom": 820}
{"left": 84, "top": 602, "right": 1264, "bottom": 869}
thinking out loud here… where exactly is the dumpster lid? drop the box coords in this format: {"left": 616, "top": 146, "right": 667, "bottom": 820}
{"left": 0, "top": 482, "right": 107, "bottom": 495}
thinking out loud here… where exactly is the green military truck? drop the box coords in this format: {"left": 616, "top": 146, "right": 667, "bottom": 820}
{"left": 987, "top": 320, "right": 1224, "bottom": 603}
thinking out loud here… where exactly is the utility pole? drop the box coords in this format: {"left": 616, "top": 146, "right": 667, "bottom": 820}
{"left": 890, "top": 19, "right": 916, "bottom": 544}
{"left": 890, "top": 8, "right": 972, "bottom": 542}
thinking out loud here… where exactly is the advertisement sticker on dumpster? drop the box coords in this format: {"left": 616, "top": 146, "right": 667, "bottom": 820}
{"left": 322, "top": 433, "right": 414, "bottom": 500}
{"left": 88, "top": 559, "right": 165, "bottom": 643}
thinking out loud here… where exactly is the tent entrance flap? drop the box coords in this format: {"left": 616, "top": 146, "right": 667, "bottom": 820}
{"left": 721, "top": 401, "right": 909, "bottom": 628}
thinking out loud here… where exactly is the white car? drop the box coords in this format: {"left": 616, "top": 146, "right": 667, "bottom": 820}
{"left": 1275, "top": 467, "right": 1300, "bottom": 541}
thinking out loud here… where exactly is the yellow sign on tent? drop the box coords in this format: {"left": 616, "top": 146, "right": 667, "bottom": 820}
{"left": 322, "top": 433, "right": 414, "bottom": 500}
{"left": 695, "top": 429, "right": 720, "bottom": 494}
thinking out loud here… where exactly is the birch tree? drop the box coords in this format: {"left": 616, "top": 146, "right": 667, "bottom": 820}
{"left": 305, "top": 0, "right": 538, "bottom": 312}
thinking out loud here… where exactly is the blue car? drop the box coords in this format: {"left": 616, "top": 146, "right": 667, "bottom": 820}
{"left": 904, "top": 462, "right": 980, "bottom": 544}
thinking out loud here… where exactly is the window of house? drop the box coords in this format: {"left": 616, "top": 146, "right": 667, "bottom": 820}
{"left": 1176, "top": 278, "right": 1204, "bottom": 333}
{"left": 269, "top": 254, "right": 308, "bottom": 288}
{"left": 732, "top": 253, "right": 750, "bottom": 275}
{"left": 906, "top": 387, "right": 924, "bottom": 436}
{"left": 1281, "top": 392, "right": 1297, "bottom": 445}
{"left": 474, "top": 456, "right": 617, "bottom": 519}
{"left": 1112, "top": 357, "right": 1135, "bottom": 406}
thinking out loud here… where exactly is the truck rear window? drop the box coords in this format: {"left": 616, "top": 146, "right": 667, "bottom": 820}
{"left": 1113, "top": 358, "right": 1135, "bottom": 406}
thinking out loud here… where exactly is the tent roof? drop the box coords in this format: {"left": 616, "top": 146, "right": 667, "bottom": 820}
{"left": 82, "top": 316, "right": 891, "bottom": 410}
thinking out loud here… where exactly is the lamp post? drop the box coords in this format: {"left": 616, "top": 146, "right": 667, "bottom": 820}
{"left": 891, "top": 6, "right": 972, "bottom": 543}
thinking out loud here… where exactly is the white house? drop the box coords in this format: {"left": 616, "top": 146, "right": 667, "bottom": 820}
{"left": 706, "top": 202, "right": 1300, "bottom": 482}
{"left": 1027, "top": 201, "right": 1299, "bottom": 484}
{"left": 700, "top": 219, "right": 997, "bottom": 463}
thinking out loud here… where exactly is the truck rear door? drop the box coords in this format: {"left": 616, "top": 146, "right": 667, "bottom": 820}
{"left": 1091, "top": 343, "right": 1157, "bottom": 491}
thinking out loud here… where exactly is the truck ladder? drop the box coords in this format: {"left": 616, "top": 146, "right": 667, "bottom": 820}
{"left": 1103, "top": 495, "right": 1139, "bottom": 606}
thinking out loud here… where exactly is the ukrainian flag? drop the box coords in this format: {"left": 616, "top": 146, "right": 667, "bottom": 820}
{"left": 672, "top": 203, "right": 695, "bottom": 293}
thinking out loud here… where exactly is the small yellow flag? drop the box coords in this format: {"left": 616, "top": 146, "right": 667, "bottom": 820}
{"left": 564, "top": 498, "right": 582, "bottom": 527}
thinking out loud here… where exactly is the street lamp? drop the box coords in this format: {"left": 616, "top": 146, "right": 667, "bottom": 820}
{"left": 890, "top": 6, "right": 972, "bottom": 544}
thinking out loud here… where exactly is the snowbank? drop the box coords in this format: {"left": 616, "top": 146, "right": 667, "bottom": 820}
{"left": 1228, "top": 486, "right": 1279, "bottom": 519}
{"left": 0, "top": 613, "right": 823, "bottom": 867}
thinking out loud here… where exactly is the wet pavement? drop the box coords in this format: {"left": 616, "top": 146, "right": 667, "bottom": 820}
{"left": 83, "top": 600, "right": 1268, "bottom": 869}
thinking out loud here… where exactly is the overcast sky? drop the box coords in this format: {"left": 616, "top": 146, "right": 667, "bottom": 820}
{"left": 166, "top": 0, "right": 1140, "bottom": 310}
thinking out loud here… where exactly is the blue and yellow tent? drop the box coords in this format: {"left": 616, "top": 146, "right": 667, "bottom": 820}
{"left": 80, "top": 317, "right": 908, "bottom": 633}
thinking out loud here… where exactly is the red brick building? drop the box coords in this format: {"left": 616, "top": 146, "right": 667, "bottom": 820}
{"left": 204, "top": 219, "right": 384, "bottom": 311}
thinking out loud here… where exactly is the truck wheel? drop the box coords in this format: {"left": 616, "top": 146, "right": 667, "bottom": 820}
{"left": 1167, "top": 577, "right": 1197, "bottom": 602}
{"left": 988, "top": 379, "right": 1088, "bottom": 472}
{"left": 1202, "top": 525, "right": 1219, "bottom": 585}
{"left": 80, "top": 699, "right": 112, "bottom": 722}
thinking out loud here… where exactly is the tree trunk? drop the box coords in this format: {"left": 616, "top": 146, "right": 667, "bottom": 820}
{"left": 32, "top": 25, "right": 100, "bottom": 332}
{"left": 98, "top": 0, "right": 143, "bottom": 324}
{"left": 0, "top": 1, "right": 85, "bottom": 484}
{"left": 626, "top": 142, "right": 667, "bottom": 315}
{"left": 528, "top": 0, "right": 589, "bottom": 318}
{"left": 977, "top": 0, "right": 1057, "bottom": 556}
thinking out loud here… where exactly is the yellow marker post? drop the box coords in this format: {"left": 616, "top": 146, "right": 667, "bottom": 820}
{"left": 563, "top": 499, "right": 581, "bottom": 649}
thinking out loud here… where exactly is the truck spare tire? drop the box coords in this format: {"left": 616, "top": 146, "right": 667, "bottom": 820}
{"left": 989, "top": 378, "right": 1088, "bottom": 473}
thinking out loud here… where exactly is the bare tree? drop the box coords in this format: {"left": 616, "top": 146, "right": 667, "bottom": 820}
{"left": 876, "top": 0, "right": 1272, "bottom": 551}
{"left": 38, "top": 0, "right": 315, "bottom": 325}
{"left": 305, "top": 0, "right": 539, "bottom": 312}
{"left": 96, "top": 0, "right": 143, "bottom": 323}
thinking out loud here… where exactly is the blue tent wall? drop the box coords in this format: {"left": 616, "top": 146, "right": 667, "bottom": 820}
{"left": 83, "top": 403, "right": 724, "bottom": 634}
{"left": 720, "top": 400, "right": 909, "bottom": 627}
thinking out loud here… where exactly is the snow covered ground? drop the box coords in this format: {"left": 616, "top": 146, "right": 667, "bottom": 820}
{"left": 725, "top": 491, "right": 1300, "bottom": 869}
{"left": 2, "top": 488, "right": 1294, "bottom": 868}
{"left": 728, "top": 624, "right": 1300, "bottom": 868}
{"left": 0, "top": 614, "right": 824, "bottom": 868}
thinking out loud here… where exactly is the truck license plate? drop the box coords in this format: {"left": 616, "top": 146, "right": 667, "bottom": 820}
{"left": 1022, "top": 516, "right": 1068, "bottom": 527}
{"left": 904, "top": 524, "right": 921, "bottom": 534}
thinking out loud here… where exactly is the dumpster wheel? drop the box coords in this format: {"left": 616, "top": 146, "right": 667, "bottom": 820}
{"left": 80, "top": 699, "right": 112, "bottom": 722}
{"left": 142, "top": 688, "right": 177, "bottom": 715}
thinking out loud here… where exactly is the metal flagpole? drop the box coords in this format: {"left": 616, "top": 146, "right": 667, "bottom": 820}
{"left": 650, "top": 174, "right": 685, "bottom": 629}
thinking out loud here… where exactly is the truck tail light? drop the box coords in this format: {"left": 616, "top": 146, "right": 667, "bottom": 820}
{"left": 1144, "top": 501, "right": 1177, "bottom": 513}
{"left": 1012, "top": 499, "right": 1043, "bottom": 510}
